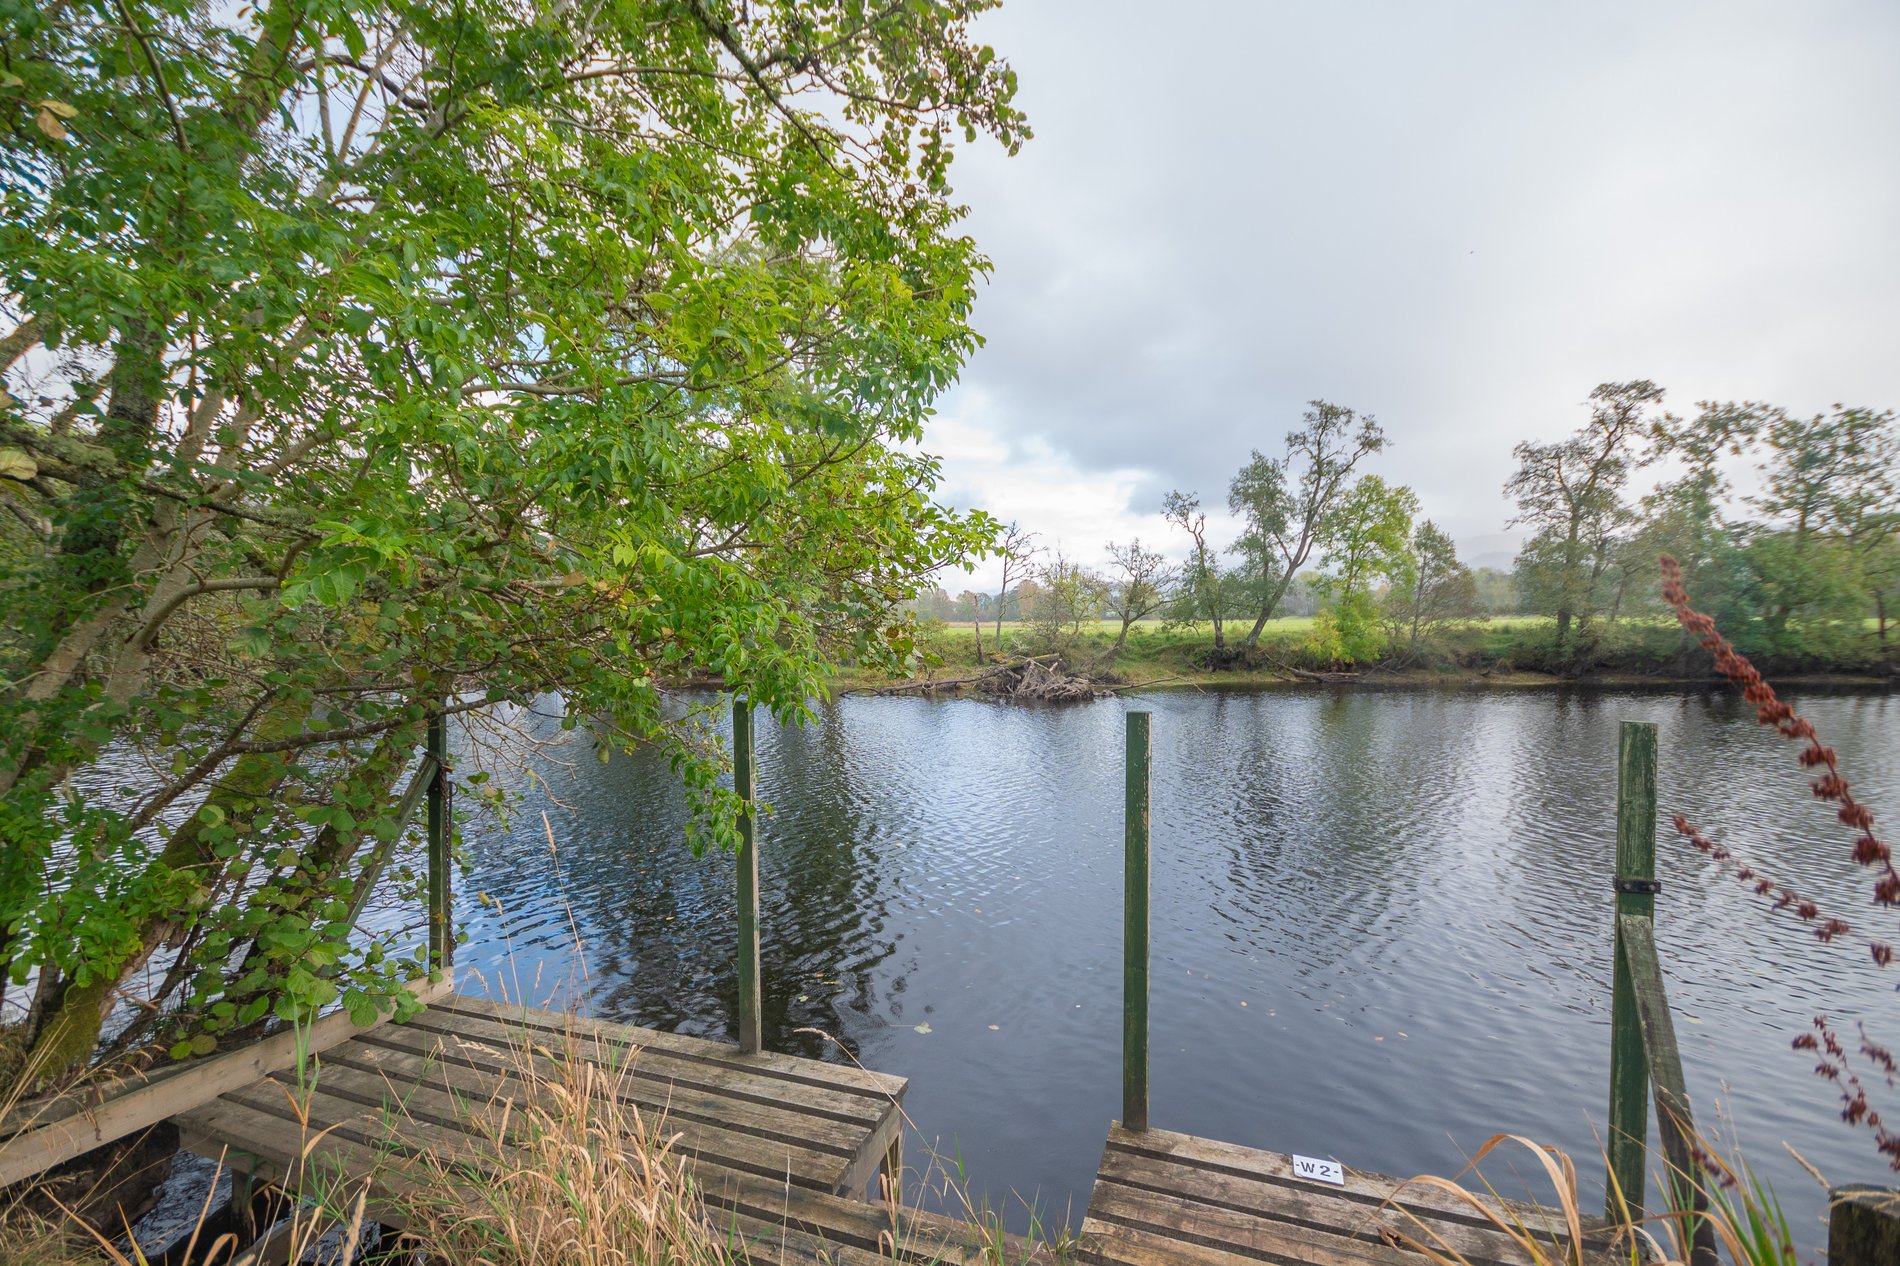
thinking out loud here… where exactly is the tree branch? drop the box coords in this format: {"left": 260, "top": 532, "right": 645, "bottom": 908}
{"left": 131, "top": 576, "right": 281, "bottom": 651}
{"left": 1, "top": 315, "right": 42, "bottom": 374}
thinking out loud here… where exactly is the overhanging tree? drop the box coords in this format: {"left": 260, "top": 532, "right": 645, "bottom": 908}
{"left": 0, "top": 0, "right": 1024, "bottom": 1087}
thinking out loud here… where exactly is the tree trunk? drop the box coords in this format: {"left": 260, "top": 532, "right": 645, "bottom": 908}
{"left": 1242, "top": 570, "right": 1297, "bottom": 648}
{"left": 972, "top": 618, "right": 984, "bottom": 664}
{"left": 1606, "top": 573, "right": 1628, "bottom": 624}
{"left": 220, "top": 735, "right": 414, "bottom": 1030}
{"left": 14, "top": 698, "right": 308, "bottom": 1091}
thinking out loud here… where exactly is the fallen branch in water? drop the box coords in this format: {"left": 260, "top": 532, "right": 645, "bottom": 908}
{"left": 1256, "top": 651, "right": 1360, "bottom": 684}
{"left": 847, "top": 654, "right": 1117, "bottom": 701}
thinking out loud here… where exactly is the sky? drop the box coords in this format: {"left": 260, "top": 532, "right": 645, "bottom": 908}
{"left": 924, "top": 1, "right": 1900, "bottom": 589}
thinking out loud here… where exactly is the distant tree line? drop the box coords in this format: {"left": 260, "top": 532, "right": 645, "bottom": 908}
{"left": 1152, "top": 400, "right": 1474, "bottom": 666}
{"left": 1503, "top": 381, "right": 1900, "bottom": 666}
{"left": 916, "top": 382, "right": 1900, "bottom": 674}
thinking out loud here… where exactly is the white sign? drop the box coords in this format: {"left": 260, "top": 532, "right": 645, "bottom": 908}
{"left": 1292, "top": 1154, "right": 1345, "bottom": 1186}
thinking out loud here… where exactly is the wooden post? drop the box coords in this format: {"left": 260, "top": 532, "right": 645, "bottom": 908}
{"left": 879, "top": 1133, "right": 904, "bottom": 1212}
{"left": 1830, "top": 1186, "right": 1900, "bottom": 1265}
{"left": 734, "top": 696, "right": 762, "bottom": 1056}
{"left": 1619, "top": 916, "right": 1718, "bottom": 1266}
{"left": 1606, "top": 719, "right": 1656, "bottom": 1221}
{"left": 425, "top": 713, "right": 453, "bottom": 974}
{"left": 1123, "top": 711, "right": 1152, "bottom": 1132}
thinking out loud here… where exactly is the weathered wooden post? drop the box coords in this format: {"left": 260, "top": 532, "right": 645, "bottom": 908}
{"left": 1124, "top": 710, "right": 1152, "bottom": 1132}
{"left": 734, "top": 696, "right": 762, "bottom": 1056}
{"left": 425, "top": 712, "right": 453, "bottom": 974}
{"left": 1606, "top": 719, "right": 1656, "bottom": 1219}
{"left": 1830, "top": 1186, "right": 1900, "bottom": 1265}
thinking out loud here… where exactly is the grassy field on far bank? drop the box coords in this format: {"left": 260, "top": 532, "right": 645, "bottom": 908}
{"left": 829, "top": 615, "right": 1897, "bottom": 693}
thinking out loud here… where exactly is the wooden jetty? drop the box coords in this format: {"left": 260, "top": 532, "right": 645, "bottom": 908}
{"left": 0, "top": 705, "right": 1037, "bottom": 1263}
{"left": 169, "top": 991, "right": 906, "bottom": 1202}
{"left": 1080, "top": 1124, "right": 1614, "bottom": 1266}
{"left": 165, "top": 988, "right": 1039, "bottom": 1265}
{"left": 1, "top": 980, "right": 1039, "bottom": 1264}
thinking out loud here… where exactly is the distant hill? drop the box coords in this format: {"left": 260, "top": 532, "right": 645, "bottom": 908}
{"left": 1456, "top": 530, "right": 1522, "bottom": 573}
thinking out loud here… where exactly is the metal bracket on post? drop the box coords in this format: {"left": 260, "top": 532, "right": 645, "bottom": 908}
{"left": 1613, "top": 878, "right": 1661, "bottom": 896}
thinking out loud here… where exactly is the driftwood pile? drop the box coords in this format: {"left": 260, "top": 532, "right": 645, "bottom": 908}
{"left": 854, "top": 653, "right": 1130, "bottom": 701}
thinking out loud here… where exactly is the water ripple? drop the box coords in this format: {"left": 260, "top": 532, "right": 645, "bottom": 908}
{"left": 446, "top": 686, "right": 1899, "bottom": 1253}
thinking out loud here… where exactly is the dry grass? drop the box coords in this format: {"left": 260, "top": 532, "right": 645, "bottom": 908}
{"left": 0, "top": 1208, "right": 107, "bottom": 1266}
{"left": 0, "top": 1011, "right": 375, "bottom": 1266}
{"left": 898, "top": 1149, "right": 1079, "bottom": 1266}
{"left": 1379, "top": 1130, "right": 1811, "bottom": 1266}
{"left": 369, "top": 1018, "right": 738, "bottom": 1266}
{"left": 0, "top": 1156, "right": 370, "bottom": 1266}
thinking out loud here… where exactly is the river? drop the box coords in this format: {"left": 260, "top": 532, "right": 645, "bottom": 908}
{"left": 434, "top": 685, "right": 1900, "bottom": 1255}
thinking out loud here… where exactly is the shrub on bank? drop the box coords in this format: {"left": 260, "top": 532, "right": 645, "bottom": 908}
{"left": 888, "top": 616, "right": 1892, "bottom": 685}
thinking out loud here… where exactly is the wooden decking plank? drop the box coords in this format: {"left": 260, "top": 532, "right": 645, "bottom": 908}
{"left": 172, "top": 1093, "right": 431, "bottom": 1226}
{"left": 405, "top": 1001, "right": 900, "bottom": 1123}
{"left": 400, "top": 1006, "right": 894, "bottom": 1128}
{"left": 1093, "top": 1147, "right": 1570, "bottom": 1266}
{"left": 435, "top": 993, "right": 906, "bottom": 1099}
{"left": 1105, "top": 1125, "right": 1594, "bottom": 1238}
{"left": 714, "top": 1211, "right": 899, "bottom": 1266}
{"left": 220, "top": 1079, "right": 501, "bottom": 1182}
{"left": 1089, "top": 1174, "right": 1534, "bottom": 1266}
{"left": 1079, "top": 1215, "right": 1268, "bottom": 1266}
{"left": 179, "top": 1087, "right": 977, "bottom": 1265}
{"left": 329, "top": 1027, "right": 870, "bottom": 1160}
{"left": 700, "top": 1167, "right": 1049, "bottom": 1265}
{"left": 302, "top": 1054, "right": 856, "bottom": 1191}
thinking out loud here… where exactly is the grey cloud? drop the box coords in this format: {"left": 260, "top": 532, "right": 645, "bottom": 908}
{"left": 935, "top": 0, "right": 1900, "bottom": 554}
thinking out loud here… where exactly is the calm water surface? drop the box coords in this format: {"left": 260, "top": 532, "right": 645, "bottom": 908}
{"left": 436, "top": 687, "right": 1900, "bottom": 1254}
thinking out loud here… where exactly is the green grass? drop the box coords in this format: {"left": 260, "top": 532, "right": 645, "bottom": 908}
{"left": 828, "top": 613, "right": 1893, "bottom": 693}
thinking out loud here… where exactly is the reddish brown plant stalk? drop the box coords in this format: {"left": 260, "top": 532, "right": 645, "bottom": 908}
{"left": 1661, "top": 556, "right": 1900, "bottom": 1168}
{"left": 1661, "top": 555, "right": 1900, "bottom": 923}
{"left": 1672, "top": 813, "right": 1857, "bottom": 946}
{"left": 1795, "top": 1017, "right": 1900, "bottom": 1166}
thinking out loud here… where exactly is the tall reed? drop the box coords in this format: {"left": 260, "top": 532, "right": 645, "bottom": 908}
{"left": 1383, "top": 1129, "right": 1805, "bottom": 1266}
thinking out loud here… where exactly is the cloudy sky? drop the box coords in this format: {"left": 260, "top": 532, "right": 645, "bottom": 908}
{"left": 925, "top": 1, "right": 1900, "bottom": 588}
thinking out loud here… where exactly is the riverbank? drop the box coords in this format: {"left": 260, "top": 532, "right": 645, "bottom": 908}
{"left": 827, "top": 616, "right": 1898, "bottom": 695}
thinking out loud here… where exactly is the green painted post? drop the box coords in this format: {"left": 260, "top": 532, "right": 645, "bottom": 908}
{"left": 425, "top": 713, "right": 453, "bottom": 974}
{"left": 734, "top": 697, "right": 762, "bottom": 1055}
{"left": 1607, "top": 720, "right": 1657, "bottom": 1221}
{"left": 1124, "top": 711, "right": 1152, "bottom": 1132}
